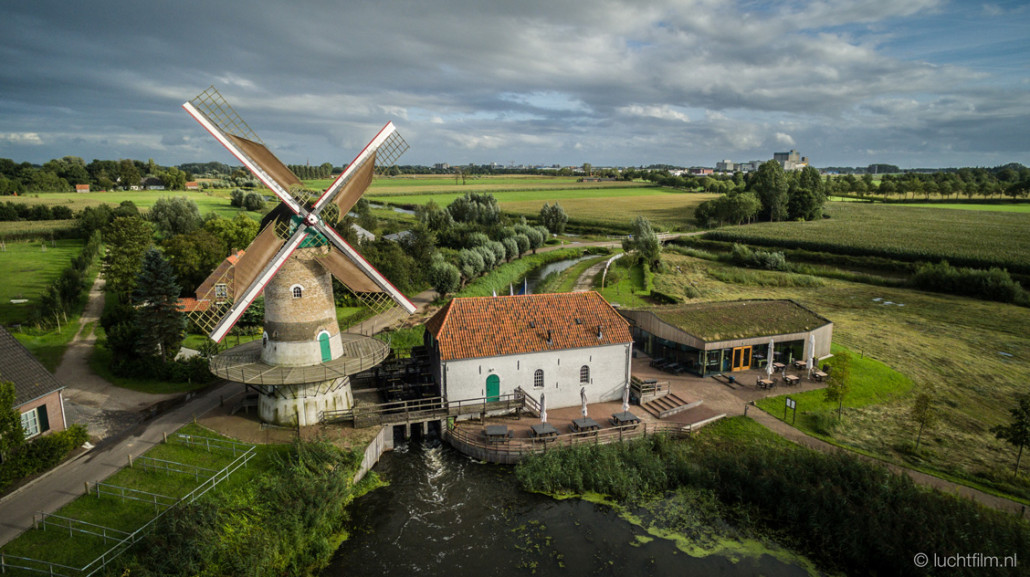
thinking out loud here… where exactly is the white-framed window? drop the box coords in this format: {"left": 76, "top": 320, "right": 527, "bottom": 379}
{"left": 21, "top": 408, "right": 40, "bottom": 439}
{"left": 580, "top": 365, "right": 590, "bottom": 383}
{"left": 291, "top": 284, "right": 304, "bottom": 298}
{"left": 214, "top": 283, "right": 228, "bottom": 299}
{"left": 533, "top": 369, "right": 544, "bottom": 388}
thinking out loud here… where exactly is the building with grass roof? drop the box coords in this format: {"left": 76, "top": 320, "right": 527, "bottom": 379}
{"left": 621, "top": 299, "right": 832, "bottom": 376}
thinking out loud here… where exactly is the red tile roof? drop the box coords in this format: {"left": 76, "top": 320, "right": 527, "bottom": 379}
{"left": 425, "top": 292, "right": 632, "bottom": 362}
{"left": 176, "top": 297, "right": 211, "bottom": 312}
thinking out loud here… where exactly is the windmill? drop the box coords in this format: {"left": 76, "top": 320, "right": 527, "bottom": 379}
{"left": 183, "top": 86, "right": 416, "bottom": 426}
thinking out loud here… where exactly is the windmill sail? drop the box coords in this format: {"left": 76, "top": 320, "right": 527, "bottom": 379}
{"left": 183, "top": 86, "right": 417, "bottom": 338}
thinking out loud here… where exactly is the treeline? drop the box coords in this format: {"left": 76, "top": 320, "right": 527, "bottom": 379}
{"left": 829, "top": 163, "right": 1030, "bottom": 200}
{"left": 121, "top": 441, "right": 362, "bottom": 576}
{"left": 0, "top": 157, "right": 196, "bottom": 194}
{"left": 0, "top": 201, "right": 74, "bottom": 221}
{"left": 286, "top": 163, "right": 335, "bottom": 180}
{"left": 694, "top": 162, "right": 827, "bottom": 226}
{"left": 516, "top": 430, "right": 1030, "bottom": 577}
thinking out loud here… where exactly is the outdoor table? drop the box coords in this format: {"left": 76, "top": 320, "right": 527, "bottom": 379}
{"left": 812, "top": 370, "right": 828, "bottom": 381}
{"left": 772, "top": 362, "right": 786, "bottom": 372}
{"left": 530, "top": 423, "right": 559, "bottom": 438}
{"left": 571, "top": 417, "right": 600, "bottom": 433}
{"left": 610, "top": 411, "right": 641, "bottom": 427}
{"left": 758, "top": 378, "right": 774, "bottom": 389}
{"left": 484, "top": 425, "right": 510, "bottom": 442}
{"left": 794, "top": 360, "right": 808, "bottom": 370}
{"left": 784, "top": 375, "right": 800, "bottom": 386}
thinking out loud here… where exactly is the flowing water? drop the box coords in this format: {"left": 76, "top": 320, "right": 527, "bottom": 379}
{"left": 325, "top": 437, "right": 818, "bottom": 577}
{"left": 516, "top": 254, "right": 595, "bottom": 294}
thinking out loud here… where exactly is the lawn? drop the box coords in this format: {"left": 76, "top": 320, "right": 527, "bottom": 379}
{"left": 755, "top": 343, "right": 913, "bottom": 421}
{"left": 0, "top": 238, "right": 84, "bottom": 324}
{"left": 649, "top": 251, "right": 1030, "bottom": 500}
{"left": 705, "top": 202, "right": 1030, "bottom": 273}
{"left": 596, "top": 257, "right": 651, "bottom": 308}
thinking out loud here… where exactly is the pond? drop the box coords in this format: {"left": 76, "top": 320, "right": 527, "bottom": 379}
{"left": 324, "top": 438, "right": 820, "bottom": 577}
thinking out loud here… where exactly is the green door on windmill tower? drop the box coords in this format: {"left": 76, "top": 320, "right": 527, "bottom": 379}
{"left": 319, "top": 332, "right": 331, "bottom": 362}
{"left": 486, "top": 374, "right": 500, "bottom": 402}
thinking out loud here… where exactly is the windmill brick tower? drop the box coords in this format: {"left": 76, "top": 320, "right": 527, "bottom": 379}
{"left": 183, "top": 86, "right": 416, "bottom": 426}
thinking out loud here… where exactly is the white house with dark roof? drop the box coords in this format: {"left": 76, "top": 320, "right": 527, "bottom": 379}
{"left": 0, "top": 326, "right": 67, "bottom": 440}
{"left": 423, "top": 292, "right": 634, "bottom": 410}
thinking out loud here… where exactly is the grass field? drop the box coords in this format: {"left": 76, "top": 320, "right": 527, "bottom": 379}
{"left": 900, "top": 202, "right": 1030, "bottom": 213}
{"left": 361, "top": 179, "right": 716, "bottom": 232}
{"left": 706, "top": 202, "right": 1030, "bottom": 272}
{"left": 649, "top": 251, "right": 1030, "bottom": 499}
{"left": 0, "top": 219, "right": 79, "bottom": 240}
{"left": 0, "top": 238, "right": 84, "bottom": 324}
{"left": 4, "top": 189, "right": 254, "bottom": 220}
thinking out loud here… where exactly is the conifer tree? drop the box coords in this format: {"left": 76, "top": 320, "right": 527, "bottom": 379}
{"left": 132, "top": 248, "right": 186, "bottom": 360}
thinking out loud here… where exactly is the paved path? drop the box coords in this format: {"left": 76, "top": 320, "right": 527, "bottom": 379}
{"left": 55, "top": 275, "right": 180, "bottom": 440}
{"left": 0, "top": 380, "right": 238, "bottom": 547}
{"left": 572, "top": 259, "right": 607, "bottom": 292}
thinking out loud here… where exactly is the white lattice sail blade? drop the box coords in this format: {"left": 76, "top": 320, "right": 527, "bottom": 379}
{"left": 313, "top": 122, "right": 403, "bottom": 213}
{"left": 184, "top": 89, "right": 304, "bottom": 215}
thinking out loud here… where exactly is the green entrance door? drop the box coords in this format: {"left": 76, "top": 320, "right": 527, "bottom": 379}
{"left": 319, "top": 332, "right": 331, "bottom": 362}
{"left": 486, "top": 374, "right": 500, "bottom": 402}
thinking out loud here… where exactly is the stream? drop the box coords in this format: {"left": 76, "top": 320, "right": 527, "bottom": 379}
{"left": 324, "top": 438, "right": 819, "bottom": 577}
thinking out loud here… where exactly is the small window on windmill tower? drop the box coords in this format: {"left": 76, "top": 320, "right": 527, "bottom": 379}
{"left": 292, "top": 285, "right": 303, "bottom": 299}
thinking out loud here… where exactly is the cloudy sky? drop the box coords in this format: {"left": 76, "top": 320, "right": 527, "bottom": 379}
{"left": 1, "top": 0, "right": 1027, "bottom": 169}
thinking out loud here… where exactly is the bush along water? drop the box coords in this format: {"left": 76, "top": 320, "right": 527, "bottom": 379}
{"left": 516, "top": 426, "right": 1030, "bottom": 577}
{"left": 120, "top": 440, "right": 363, "bottom": 577}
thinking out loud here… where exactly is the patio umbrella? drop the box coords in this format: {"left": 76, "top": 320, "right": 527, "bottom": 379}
{"left": 621, "top": 381, "right": 630, "bottom": 412}
{"left": 540, "top": 393, "right": 547, "bottom": 423}
{"left": 766, "top": 339, "right": 775, "bottom": 377}
{"left": 581, "top": 387, "right": 589, "bottom": 417}
{"left": 808, "top": 334, "right": 816, "bottom": 378}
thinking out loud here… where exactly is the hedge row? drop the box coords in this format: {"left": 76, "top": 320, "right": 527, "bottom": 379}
{"left": 36, "top": 230, "right": 101, "bottom": 327}
{"left": 0, "top": 424, "right": 89, "bottom": 492}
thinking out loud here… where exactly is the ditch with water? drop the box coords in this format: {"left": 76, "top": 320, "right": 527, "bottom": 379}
{"left": 324, "top": 437, "right": 821, "bottom": 577}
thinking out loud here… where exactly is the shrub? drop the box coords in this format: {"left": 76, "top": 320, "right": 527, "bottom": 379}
{"left": 229, "top": 188, "right": 245, "bottom": 208}
{"left": 0, "top": 424, "right": 89, "bottom": 491}
{"left": 242, "top": 191, "right": 265, "bottom": 211}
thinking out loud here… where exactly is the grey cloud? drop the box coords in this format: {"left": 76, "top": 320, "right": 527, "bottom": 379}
{"left": 0, "top": 0, "right": 1026, "bottom": 168}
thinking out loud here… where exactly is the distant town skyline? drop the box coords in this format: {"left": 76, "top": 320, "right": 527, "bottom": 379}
{"left": 1, "top": 0, "right": 1028, "bottom": 169}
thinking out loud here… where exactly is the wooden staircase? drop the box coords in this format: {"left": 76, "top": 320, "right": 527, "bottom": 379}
{"left": 640, "top": 393, "right": 702, "bottom": 420}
